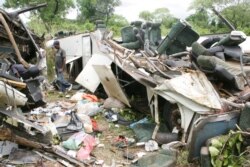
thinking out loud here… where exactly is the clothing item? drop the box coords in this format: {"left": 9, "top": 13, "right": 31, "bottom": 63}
{"left": 55, "top": 48, "right": 66, "bottom": 71}
{"left": 11, "top": 64, "right": 40, "bottom": 80}
{"left": 56, "top": 71, "right": 71, "bottom": 92}
{"left": 11, "top": 64, "right": 28, "bottom": 77}
{"left": 53, "top": 40, "right": 60, "bottom": 46}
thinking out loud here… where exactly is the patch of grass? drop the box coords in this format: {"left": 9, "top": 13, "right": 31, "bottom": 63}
{"left": 45, "top": 90, "right": 76, "bottom": 102}
{"left": 45, "top": 47, "right": 55, "bottom": 82}
{"left": 176, "top": 149, "right": 199, "bottom": 167}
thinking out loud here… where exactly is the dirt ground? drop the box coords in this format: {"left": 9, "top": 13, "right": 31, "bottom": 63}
{"left": 44, "top": 89, "right": 200, "bottom": 167}
{"left": 0, "top": 89, "right": 199, "bottom": 167}
{"left": 45, "top": 90, "right": 147, "bottom": 166}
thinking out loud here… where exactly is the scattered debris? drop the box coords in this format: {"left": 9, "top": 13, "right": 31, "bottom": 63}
{"left": 145, "top": 140, "right": 159, "bottom": 152}
{"left": 1, "top": 3, "right": 250, "bottom": 167}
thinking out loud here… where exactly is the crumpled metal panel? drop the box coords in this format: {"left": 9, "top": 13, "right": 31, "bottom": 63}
{"left": 75, "top": 31, "right": 113, "bottom": 93}
{"left": 75, "top": 53, "right": 112, "bottom": 93}
{"left": 93, "top": 65, "right": 131, "bottom": 107}
{"left": 155, "top": 71, "right": 222, "bottom": 110}
{"left": 0, "top": 81, "right": 27, "bottom": 107}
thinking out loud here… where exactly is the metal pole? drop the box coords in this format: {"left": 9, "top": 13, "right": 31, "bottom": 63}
{"left": 212, "top": 7, "right": 236, "bottom": 31}
{"left": 18, "top": 16, "right": 42, "bottom": 58}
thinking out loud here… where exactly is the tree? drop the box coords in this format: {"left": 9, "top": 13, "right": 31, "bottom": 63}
{"left": 3, "top": 0, "right": 75, "bottom": 34}
{"left": 186, "top": 9, "right": 228, "bottom": 34}
{"left": 139, "top": 11, "right": 153, "bottom": 21}
{"left": 3, "top": 0, "right": 74, "bottom": 22}
{"left": 107, "top": 14, "right": 128, "bottom": 36}
{"left": 153, "top": 8, "right": 171, "bottom": 22}
{"left": 153, "top": 8, "right": 178, "bottom": 28}
{"left": 139, "top": 8, "right": 177, "bottom": 27}
{"left": 138, "top": 8, "right": 178, "bottom": 35}
{"left": 76, "top": 0, "right": 96, "bottom": 21}
{"left": 221, "top": 3, "right": 250, "bottom": 29}
{"left": 76, "top": 0, "right": 121, "bottom": 24}
{"left": 189, "top": 0, "right": 250, "bottom": 32}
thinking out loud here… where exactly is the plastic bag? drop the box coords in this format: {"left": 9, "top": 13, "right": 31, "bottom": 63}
{"left": 77, "top": 101, "right": 100, "bottom": 116}
{"left": 62, "top": 131, "right": 86, "bottom": 150}
{"left": 103, "top": 97, "right": 125, "bottom": 109}
{"left": 76, "top": 134, "right": 96, "bottom": 160}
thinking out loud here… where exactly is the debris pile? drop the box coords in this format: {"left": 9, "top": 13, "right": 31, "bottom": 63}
{"left": 0, "top": 90, "right": 183, "bottom": 167}
{"left": 1, "top": 3, "right": 250, "bottom": 167}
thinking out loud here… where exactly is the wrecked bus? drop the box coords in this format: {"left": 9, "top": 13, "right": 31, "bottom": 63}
{"left": 48, "top": 16, "right": 250, "bottom": 163}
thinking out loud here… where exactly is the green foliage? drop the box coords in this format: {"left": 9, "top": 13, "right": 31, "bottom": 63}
{"left": 28, "top": 15, "right": 94, "bottom": 36}
{"left": 189, "top": 0, "right": 250, "bottom": 10}
{"left": 160, "top": 26, "right": 171, "bottom": 37}
{"left": 76, "top": 0, "right": 121, "bottom": 22}
{"left": 153, "top": 8, "right": 178, "bottom": 30}
{"left": 209, "top": 131, "right": 250, "bottom": 167}
{"left": 138, "top": 8, "right": 178, "bottom": 36}
{"left": 4, "top": 0, "right": 74, "bottom": 23}
{"left": 139, "top": 11, "right": 154, "bottom": 21}
{"left": 44, "top": 47, "right": 55, "bottom": 81}
{"left": 221, "top": 3, "right": 250, "bottom": 29}
{"left": 186, "top": 9, "right": 230, "bottom": 35}
{"left": 107, "top": 14, "right": 128, "bottom": 37}
{"left": 188, "top": 0, "right": 250, "bottom": 35}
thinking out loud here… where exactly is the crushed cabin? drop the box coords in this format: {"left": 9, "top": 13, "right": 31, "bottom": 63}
{"left": 0, "top": 4, "right": 49, "bottom": 139}
{"left": 50, "top": 16, "right": 250, "bottom": 163}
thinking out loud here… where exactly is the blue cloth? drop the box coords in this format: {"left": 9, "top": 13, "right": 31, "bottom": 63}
{"left": 11, "top": 64, "right": 28, "bottom": 77}
{"left": 56, "top": 71, "right": 71, "bottom": 92}
{"left": 11, "top": 64, "right": 40, "bottom": 79}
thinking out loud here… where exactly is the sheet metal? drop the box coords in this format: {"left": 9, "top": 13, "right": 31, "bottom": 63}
{"left": 0, "top": 81, "right": 27, "bottom": 106}
{"left": 155, "top": 71, "right": 222, "bottom": 110}
{"left": 93, "top": 65, "right": 130, "bottom": 107}
{"left": 75, "top": 54, "right": 112, "bottom": 92}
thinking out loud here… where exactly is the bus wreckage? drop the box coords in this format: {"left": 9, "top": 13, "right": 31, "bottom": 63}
{"left": 58, "top": 18, "right": 250, "bottom": 162}
{"left": 0, "top": 3, "right": 250, "bottom": 166}
{"left": 0, "top": 4, "right": 48, "bottom": 132}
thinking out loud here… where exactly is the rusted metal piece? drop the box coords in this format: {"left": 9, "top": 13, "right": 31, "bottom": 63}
{"left": 106, "top": 39, "right": 126, "bottom": 53}
{"left": 239, "top": 87, "right": 250, "bottom": 100}
{"left": 221, "top": 98, "right": 246, "bottom": 109}
{"left": 106, "top": 40, "right": 158, "bottom": 87}
{"left": 141, "top": 51, "right": 173, "bottom": 79}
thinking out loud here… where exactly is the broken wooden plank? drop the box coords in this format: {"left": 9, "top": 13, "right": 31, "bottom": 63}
{"left": 0, "top": 127, "right": 48, "bottom": 149}
{"left": 0, "top": 127, "right": 87, "bottom": 167}
{"left": 0, "top": 77, "right": 26, "bottom": 89}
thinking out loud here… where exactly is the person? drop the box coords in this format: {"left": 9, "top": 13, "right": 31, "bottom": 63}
{"left": 53, "top": 40, "right": 72, "bottom": 92}
{"left": 11, "top": 64, "right": 40, "bottom": 80}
